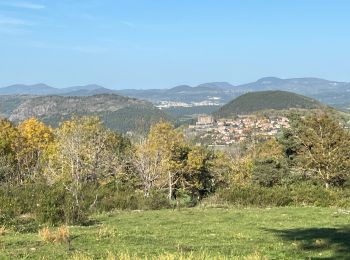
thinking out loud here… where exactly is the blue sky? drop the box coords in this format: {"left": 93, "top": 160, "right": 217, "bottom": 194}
{"left": 0, "top": 0, "right": 349, "bottom": 89}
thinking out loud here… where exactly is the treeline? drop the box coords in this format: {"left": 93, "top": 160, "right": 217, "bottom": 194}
{"left": 31, "top": 106, "right": 170, "bottom": 135}
{"left": 1, "top": 112, "right": 350, "bottom": 227}
{"left": 99, "top": 106, "right": 171, "bottom": 134}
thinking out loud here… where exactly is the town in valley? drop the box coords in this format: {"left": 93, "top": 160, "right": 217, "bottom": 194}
{"left": 188, "top": 114, "right": 290, "bottom": 146}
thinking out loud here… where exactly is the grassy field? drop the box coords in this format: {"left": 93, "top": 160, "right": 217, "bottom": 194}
{"left": 1, "top": 207, "right": 350, "bottom": 259}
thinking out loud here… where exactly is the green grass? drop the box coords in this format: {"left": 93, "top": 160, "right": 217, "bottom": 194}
{"left": 1, "top": 207, "right": 350, "bottom": 259}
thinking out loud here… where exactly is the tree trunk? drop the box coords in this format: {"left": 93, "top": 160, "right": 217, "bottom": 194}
{"left": 168, "top": 171, "right": 172, "bottom": 200}
{"left": 325, "top": 182, "right": 330, "bottom": 189}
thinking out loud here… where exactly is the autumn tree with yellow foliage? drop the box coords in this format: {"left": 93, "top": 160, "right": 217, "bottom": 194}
{"left": 0, "top": 118, "right": 18, "bottom": 181}
{"left": 133, "top": 122, "right": 230, "bottom": 200}
{"left": 13, "top": 118, "right": 53, "bottom": 182}
{"left": 44, "top": 116, "right": 129, "bottom": 214}
{"left": 133, "top": 122, "right": 188, "bottom": 200}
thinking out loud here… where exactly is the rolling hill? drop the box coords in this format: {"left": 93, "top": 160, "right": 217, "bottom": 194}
{"left": 213, "top": 90, "right": 325, "bottom": 118}
{"left": 0, "top": 95, "right": 35, "bottom": 118}
{"left": 1, "top": 94, "right": 170, "bottom": 134}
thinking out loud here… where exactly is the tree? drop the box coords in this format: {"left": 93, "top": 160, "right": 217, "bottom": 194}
{"left": 148, "top": 122, "right": 189, "bottom": 200}
{"left": 252, "top": 139, "right": 288, "bottom": 187}
{"left": 45, "top": 116, "right": 128, "bottom": 213}
{"left": 183, "top": 146, "right": 217, "bottom": 199}
{"left": 292, "top": 112, "right": 350, "bottom": 188}
{"left": 132, "top": 140, "right": 163, "bottom": 197}
{"left": 133, "top": 122, "right": 187, "bottom": 200}
{"left": 224, "top": 153, "right": 254, "bottom": 188}
{"left": 0, "top": 118, "right": 18, "bottom": 182}
{"left": 14, "top": 118, "right": 53, "bottom": 182}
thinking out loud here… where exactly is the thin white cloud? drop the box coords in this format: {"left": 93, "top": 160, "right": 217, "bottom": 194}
{"left": 0, "top": 16, "right": 33, "bottom": 26}
{"left": 0, "top": 1, "right": 45, "bottom": 9}
{"left": 28, "top": 41, "right": 108, "bottom": 54}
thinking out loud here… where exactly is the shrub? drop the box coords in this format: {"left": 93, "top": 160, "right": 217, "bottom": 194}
{"left": 218, "top": 185, "right": 293, "bottom": 207}
{"left": 290, "top": 183, "right": 334, "bottom": 206}
{"left": 97, "top": 186, "right": 144, "bottom": 211}
{"left": 252, "top": 158, "right": 290, "bottom": 187}
{"left": 61, "top": 190, "right": 90, "bottom": 225}
{"left": 0, "top": 181, "right": 93, "bottom": 226}
{"left": 174, "top": 189, "right": 195, "bottom": 208}
{"left": 144, "top": 190, "right": 172, "bottom": 210}
{"left": 217, "top": 183, "right": 350, "bottom": 208}
{"left": 97, "top": 185, "right": 174, "bottom": 211}
{"left": 34, "top": 183, "right": 66, "bottom": 225}
{"left": 33, "top": 182, "right": 92, "bottom": 225}
{"left": 199, "top": 193, "right": 229, "bottom": 209}
{"left": 0, "top": 182, "right": 40, "bottom": 219}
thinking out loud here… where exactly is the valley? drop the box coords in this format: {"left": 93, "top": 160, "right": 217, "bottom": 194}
{"left": 2, "top": 2, "right": 350, "bottom": 259}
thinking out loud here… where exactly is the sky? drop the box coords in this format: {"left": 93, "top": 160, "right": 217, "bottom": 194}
{"left": 0, "top": 0, "right": 350, "bottom": 89}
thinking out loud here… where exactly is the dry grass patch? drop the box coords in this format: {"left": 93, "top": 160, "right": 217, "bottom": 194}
{"left": 97, "top": 224, "right": 116, "bottom": 241}
{"left": 69, "top": 252, "right": 93, "bottom": 260}
{"left": 243, "top": 251, "right": 268, "bottom": 260}
{"left": 38, "top": 227, "right": 55, "bottom": 243}
{"left": 0, "top": 226, "right": 9, "bottom": 236}
{"left": 55, "top": 225, "right": 70, "bottom": 243}
{"left": 39, "top": 225, "right": 70, "bottom": 244}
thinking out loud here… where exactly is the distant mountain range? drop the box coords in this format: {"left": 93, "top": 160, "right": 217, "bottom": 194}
{"left": 116, "top": 82, "right": 238, "bottom": 104}
{"left": 116, "top": 77, "right": 350, "bottom": 108}
{"left": 2, "top": 77, "right": 350, "bottom": 110}
{"left": 0, "top": 83, "right": 119, "bottom": 96}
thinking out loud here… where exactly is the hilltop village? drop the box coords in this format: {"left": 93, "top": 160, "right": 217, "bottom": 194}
{"left": 188, "top": 115, "right": 290, "bottom": 146}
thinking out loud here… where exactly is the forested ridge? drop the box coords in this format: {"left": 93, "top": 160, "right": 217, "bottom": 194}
{"left": 213, "top": 90, "right": 325, "bottom": 118}
{"left": 0, "top": 94, "right": 170, "bottom": 134}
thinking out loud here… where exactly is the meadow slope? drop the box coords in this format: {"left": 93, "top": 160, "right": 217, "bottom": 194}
{"left": 1, "top": 207, "right": 350, "bottom": 259}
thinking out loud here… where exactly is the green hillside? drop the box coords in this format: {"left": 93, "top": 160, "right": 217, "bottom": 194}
{"left": 213, "top": 90, "right": 325, "bottom": 118}
{"left": 1, "top": 94, "right": 170, "bottom": 134}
